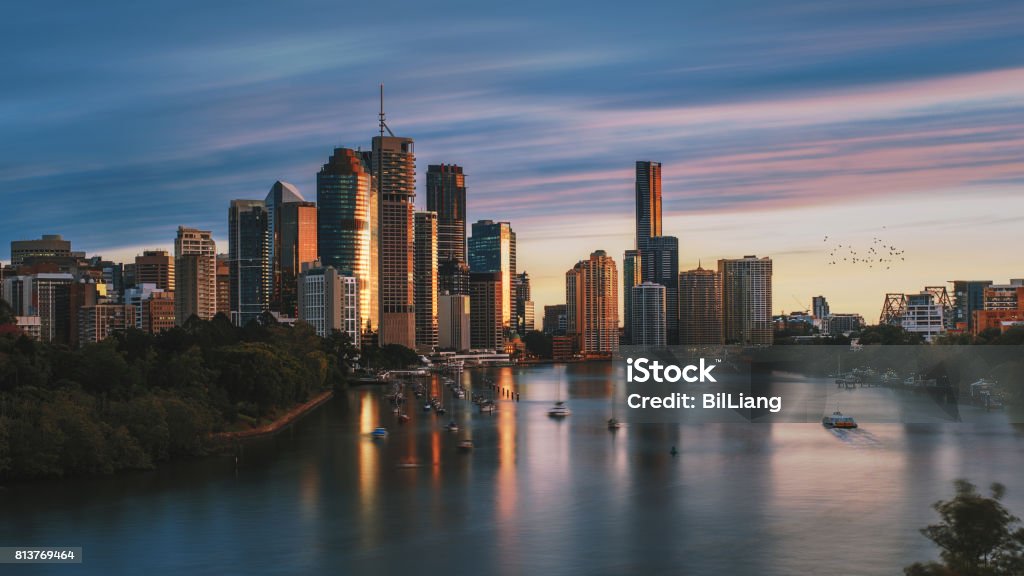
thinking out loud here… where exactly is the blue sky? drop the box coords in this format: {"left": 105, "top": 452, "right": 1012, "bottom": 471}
{"left": 2, "top": 0, "right": 1023, "bottom": 318}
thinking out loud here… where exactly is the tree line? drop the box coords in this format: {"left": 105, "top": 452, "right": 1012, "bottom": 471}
{"left": 0, "top": 306, "right": 370, "bottom": 481}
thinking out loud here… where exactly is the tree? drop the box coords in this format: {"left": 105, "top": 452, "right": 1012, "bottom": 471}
{"left": 0, "top": 298, "right": 15, "bottom": 325}
{"left": 906, "top": 479, "right": 1024, "bottom": 575}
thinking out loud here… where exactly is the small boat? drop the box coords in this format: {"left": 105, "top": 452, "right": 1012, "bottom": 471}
{"left": 423, "top": 403, "right": 432, "bottom": 412}
{"left": 435, "top": 406, "right": 447, "bottom": 415}
{"left": 480, "top": 401, "right": 496, "bottom": 414}
{"left": 670, "top": 446, "right": 678, "bottom": 457}
{"left": 446, "top": 420, "right": 459, "bottom": 432}
{"left": 398, "top": 413, "right": 410, "bottom": 423}
{"left": 371, "top": 427, "right": 389, "bottom": 438}
{"left": 822, "top": 410, "right": 858, "bottom": 429}
{"left": 607, "top": 417, "right": 622, "bottom": 430}
{"left": 548, "top": 401, "right": 571, "bottom": 418}
{"left": 458, "top": 440, "right": 474, "bottom": 452}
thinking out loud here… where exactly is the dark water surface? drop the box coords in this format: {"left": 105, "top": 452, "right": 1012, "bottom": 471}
{"left": 3, "top": 363, "right": 1023, "bottom": 575}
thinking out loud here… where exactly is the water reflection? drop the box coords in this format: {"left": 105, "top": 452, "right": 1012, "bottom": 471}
{"left": 1, "top": 363, "right": 1023, "bottom": 576}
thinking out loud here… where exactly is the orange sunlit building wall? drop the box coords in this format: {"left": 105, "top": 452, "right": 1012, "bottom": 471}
{"left": 973, "top": 284, "right": 1024, "bottom": 335}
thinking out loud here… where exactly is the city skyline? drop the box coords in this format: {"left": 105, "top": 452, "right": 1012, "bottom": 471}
{"left": 3, "top": 1, "right": 1024, "bottom": 320}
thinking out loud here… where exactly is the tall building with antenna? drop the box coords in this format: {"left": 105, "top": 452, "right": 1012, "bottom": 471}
{"left": 368, "top": 86, "right": 416, "bottom": 348}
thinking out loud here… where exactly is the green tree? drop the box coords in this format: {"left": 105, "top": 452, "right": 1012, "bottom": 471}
{"left": 523, "top": 330, "right": 552, "bottom": 358}
{"left": 906, "top": 479, "right": 1024, "bottom": 575}
{"left": 0, "top": 298, "right": 14, "bottom": 325}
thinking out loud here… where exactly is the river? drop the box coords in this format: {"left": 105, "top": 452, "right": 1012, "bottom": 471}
{"left": 3, "top": 362, "right": 1023, "bottom": 575}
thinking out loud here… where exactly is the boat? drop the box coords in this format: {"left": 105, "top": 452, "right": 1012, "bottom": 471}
{"left": 458, "top": 439, "right": 474, "bottom": 452}
{"left": 446, "top": 420, "right": 459, "bottom": 432}
{"left": 607, "top": 417, "right": 622, "bottom": 430}
{"left": 480, "top": 401, "right": 496, "bottom": 414}
{"left": 371, "top": 427, "right": 389, "bottom": 438}
{"left": 398, "top": 412, "right": 410, "bottom": 424}
{"left": 548, "top": 400, "right": 571, "bottom": 417}
{"left": 821, "top": 410, "right": 858, "bottom": 429}
{"left": 423, "top": 403, "right": 432, "bottom": 412}
{"left": 548, "top": 368, "right": 570, "bottom": 417}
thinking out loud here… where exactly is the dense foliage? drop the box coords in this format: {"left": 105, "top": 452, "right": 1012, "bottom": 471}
{"left": 906, "top": 480, "right": 1024, "bottom": 575}
{"left": 0, "top": 312, "right": 362, "bottom": 481}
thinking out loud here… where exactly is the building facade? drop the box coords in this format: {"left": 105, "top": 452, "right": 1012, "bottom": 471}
{"left": 425, "top": 164, "right": 467, "bottom": 263}
{"left": 630, "top": 282, "right": 666, "bottom": 347}
{"left": 635, "top": 161, "right": 662, "bottom": 254}
{"left": 679, "top": 266, "right": 723, "bottom": 345}
{"left": 318, "top": 147, "right": 376, "bottom": 335}
{"left": 469, "top": 271, "right": 503, "bottom": 351}
{"left": 468, "top": 220, "right": 516, "bottom": 333}
{"left": 297, "top": 263, "right": 360, "bottom": 344}
{"left": 174, "top": 227, "right": 217, "bottom": 325}
{"left": 622, "top": 249, "right": 641, "bottom": 344}
{"left": 228, "top": 199, "right": 268, "bottom": 327}
{"left": 566, "top": 250, "right": 619, "bottom": 356}
{"left": 369, "top": 136, "right": 416, "bottom": 349}
{"left": 438, "top": 293, "right": 470, "bottom": 351}
{"left": 414, "top": 211, "right": 438, "bottom": 352}
{"left": 643, "top": 236, "right": 679, "bottom": 344}
{"left": 134, "top": 250, "right": 174, "bottom": 292}
{"left": 719, "top": 255, "right": 773, "bottom": 345}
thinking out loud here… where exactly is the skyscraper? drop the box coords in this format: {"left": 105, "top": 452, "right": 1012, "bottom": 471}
{"left": 438, "top": 254, "right": 470, "bottom": 296}
{"left": 469, "top": 271, "right": 503, "bottom": 351}
{"left": 718, "top": 255, "right": 773, "bottom": 345}
{"left": 414, "top": 211, "right": 438, "bottom": 352}
{"left": 515, "top": 271, "right": 534, "bottom": 334}
{"left": 317, "top": 147, "right": 376, "bottom": 335}
{"left": 370, "top": 135, "right": 416, "bottom": 349}
{"left": 635, "top": 161, "right": 662, "bottom": 254}
{"left": 644, "top": 236, "right": 679, "bottom": 344}
{"left": 426, "top": 164, "right": 467, "bottom": 262}
{"left": 228, "top": 199, "right": 268, "bottom": 327}
{"left": 566, "top": 250, "right": 618, "bottom": 356}
{"left": 631, "top": 282, "right": 666, "bottom": 347}
{"left": 468, "top": 220, "right": 516, "bottom": 332}
{"left": 10, "top": 234, "right": 76, "bottom": 266}
{"left": 278, "top": 200, "right": 318, "bottom": 316}
{"left": 542, "top": 304, "right": 567, "bottom": 336}
{"left": 622, "top": 250, "right": 641, "bottom": 344}
{"left": 680, "top": 266, "right": 723, "bottom": 345}
{"left": 174, "top": 227, "right": 217, "bottom": 325}
{"left": 264, "top": 181, "right": 304, "bottom": 310}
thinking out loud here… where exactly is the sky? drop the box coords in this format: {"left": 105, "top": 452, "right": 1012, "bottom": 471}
{"left": 2, "top": 0, "right": 1023, "bottom": 321}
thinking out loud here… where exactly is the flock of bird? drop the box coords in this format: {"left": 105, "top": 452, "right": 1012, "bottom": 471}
{"left": 824, "top": 232, "right": 905, "bottom": 270}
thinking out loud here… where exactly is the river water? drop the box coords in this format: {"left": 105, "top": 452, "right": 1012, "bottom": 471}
{"left": 3, "top": 362, "right": 1023, "bottom": 575}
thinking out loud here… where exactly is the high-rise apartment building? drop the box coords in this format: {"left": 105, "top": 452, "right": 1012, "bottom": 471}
{"left": 635, "top": 161, "right": 662, "bottom": 254}
{"left": 414, "top": 211, "right": 438, "bottom": 352}
{"left": 438, "top": 293, "right": 471, "bottom": 351}
{"left": 297, "top": 263, "right": 360, "bottom": 344}
{"left": 174, "top": 227, "right": 217, "bottom": 325}
{"left": 566, "top": 250, "right": 619, "bottom": 356}
{"left": 318, "top": 147, "right": 376, "bottom": 335}
{"left": 264, "top": 181, "right": 303, "bottom": 312}
{"left": 622, "top": 250, "right": 641, "bottom": 344}
{"left": 78, "top": 304, "right": 135, "bottom": 346}
{"left": 134, "top": 250, "right": 175, "bottom": 292}
{"left": 679, "top": 266, "right": 723, "bottom": 345}
{"left": 468, "top": 220, "right": 516, "bottom": 332}
{"left": 630, "top": 282, "right": 666, "bottom": 347}
{"left": 469, "top": 271, "right": 503, "bottom": 351}
{"left": 718, "top": 255, "right": 773, "bottom": 345}
{"left": 228, "top": 199, "right": 268, "bottom": 327}
{"left": 368, "top": 135, "right": 416, "bottom": 349}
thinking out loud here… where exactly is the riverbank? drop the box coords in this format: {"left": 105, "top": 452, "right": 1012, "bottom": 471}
{"left": 211, "top": 389, "right": 334, "bottom": 443}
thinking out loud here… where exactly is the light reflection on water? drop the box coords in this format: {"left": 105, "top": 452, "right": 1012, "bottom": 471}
{"left": 1, "top": 363, "right": 1023, "bottom": 576}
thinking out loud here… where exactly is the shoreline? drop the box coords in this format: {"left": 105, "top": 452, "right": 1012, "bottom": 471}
{"left": 211, "top": 388, "right": 335, "bottom": 443}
